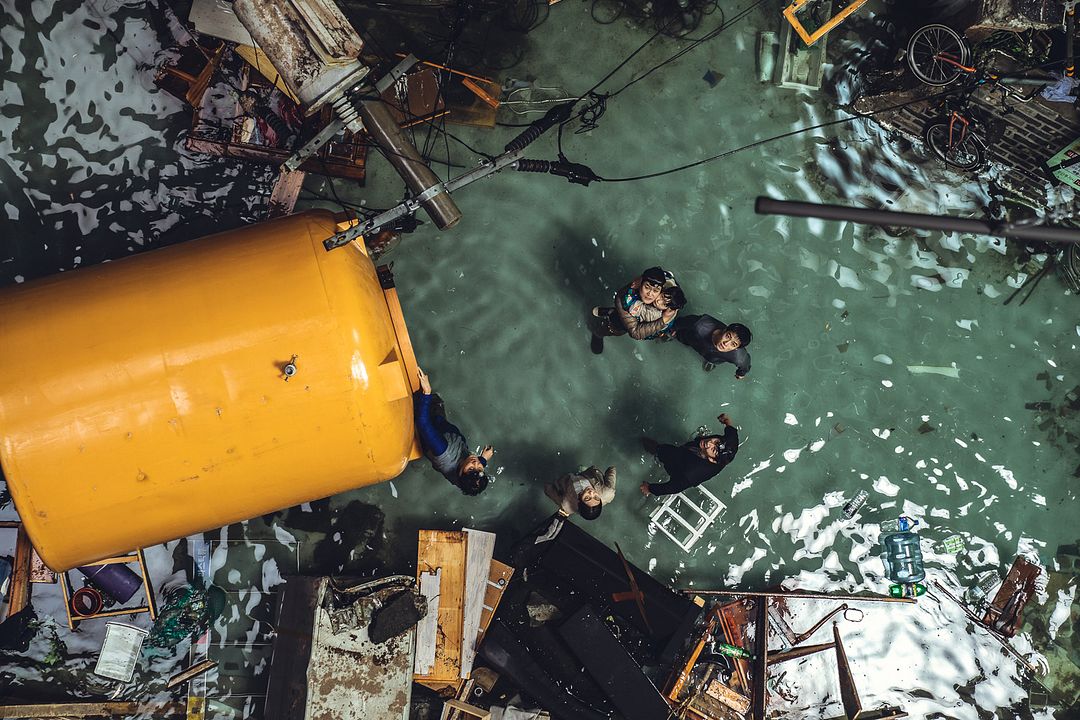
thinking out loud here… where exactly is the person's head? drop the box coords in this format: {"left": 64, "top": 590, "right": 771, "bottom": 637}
{"left": 578, "top": 485, "right": 603, "bottom": 520}
{"left": 697, "top": 435, "right": 726, "bottom": 462}
{"left": 640, "top": 267, "right": 666, "bottom": 304}
{"left": 658, "top": 285, "right": 687, "bottom": 310}
{"left": 457, "top": 455, "right": 489, "bottom": 496}
{"left": 713, "top": 323, "right": 752, "bottom": 352}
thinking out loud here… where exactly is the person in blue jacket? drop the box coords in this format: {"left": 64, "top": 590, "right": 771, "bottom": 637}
{"left": 414, "top": 368, "right": 493, "bottom": 495}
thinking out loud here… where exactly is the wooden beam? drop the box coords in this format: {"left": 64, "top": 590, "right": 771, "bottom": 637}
{"left": 443, "top": 700, "right": 490, "bottom": 719}
{"left": 0, "top": 702, "right": 139, "bottom": 718}
{"left": 9, "top": 525, "right": 32, "bottom": 615}
{"left": 461, "top": 529, "right": 496, "bottom": 677}
{"left": 167, "top": 660, "right": 218, "bottom": 689}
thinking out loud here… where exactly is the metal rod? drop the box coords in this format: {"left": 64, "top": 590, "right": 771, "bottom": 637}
{"left": 685, "top": 589, "right": 916, "bottom": 604}
{"left": 755, "top": 196, "right": 1080, "bottom": 245}
{"left": 356, "top": 97, "right": 461, "bottom": 231}
{"left": 792, "top": 603, "right": 848, "bottom": 644}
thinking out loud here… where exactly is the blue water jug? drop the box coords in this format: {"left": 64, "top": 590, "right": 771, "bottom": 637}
{"left": 881, "top": 531, "right": 926, "bottom": 584}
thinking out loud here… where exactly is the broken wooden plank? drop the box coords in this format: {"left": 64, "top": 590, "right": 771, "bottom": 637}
{"left": 443, "top": 699, "right": 490, "bottom": 719}
{"left": 461, "top": 529, "right": 496, "bottom": 678}
{"left": 415, "top": 569, "right": 442, "bottom": 676}
{"left": 415, "top": 530, "right": 467, "bottom": 682}
{"left": 167, "top": 659, "right": 218, "bottom": 689}
{"left": 474, "top": 559, "right": 513, "bottom": 654}
{"left": 9, "top": 524, "right": 32, "bottom": 616}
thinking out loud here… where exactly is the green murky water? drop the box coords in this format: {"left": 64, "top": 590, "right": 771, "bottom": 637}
{"left": 1, "top": 0, "right": 1078, "bottom": 717}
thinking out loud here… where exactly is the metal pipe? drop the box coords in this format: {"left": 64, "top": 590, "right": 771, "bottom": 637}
{"left": 685, "top": 588, "right": 916, "bottom": 604}
{"left": 755, "top": 197, "right": 1080, "bottom": 245}
{"left": 356, "top": 98, "right": 462, "bottom": 230}
{"left": 1068, "top": 5, "right": 1076, "bottom": 79}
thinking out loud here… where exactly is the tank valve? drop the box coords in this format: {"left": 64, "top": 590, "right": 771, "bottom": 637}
{"left": 283, "top": 355, "right": 298, "bottom": 382}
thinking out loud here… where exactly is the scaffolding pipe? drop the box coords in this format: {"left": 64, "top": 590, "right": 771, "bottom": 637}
{"left": 755, "top": 197, "right": 1080, "bottom": 245}
{"left": 1068, "top": 4, "right": 1076, "bottom": 78}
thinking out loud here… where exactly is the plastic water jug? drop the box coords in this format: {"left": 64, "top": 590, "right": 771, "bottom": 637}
{"left": 881, "top": 531, "right": 926, "bottom": 584}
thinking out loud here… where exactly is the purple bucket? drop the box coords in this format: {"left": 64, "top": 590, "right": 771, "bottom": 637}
{"left": 77, "top": 563, "right": 142, "bottom": 604}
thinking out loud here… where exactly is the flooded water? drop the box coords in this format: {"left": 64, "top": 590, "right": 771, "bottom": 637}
{"left": 1, "top": 0, "right": 1078, "bottom": 717}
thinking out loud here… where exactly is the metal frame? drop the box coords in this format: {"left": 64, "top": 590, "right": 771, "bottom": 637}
{"left": 782, "top": 0, "right": 872, "bottom": 46}
{"left": 57, "top": 549, "right": 158, "bottom": 630}
{"left": 648, "top": 485, "right": 726, "bottom": 552}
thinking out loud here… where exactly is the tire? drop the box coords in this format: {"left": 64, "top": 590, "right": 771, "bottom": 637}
{"left": 924, "top": 121, "right": 985, "bottom": 171}
{"left": 907, "top": 24, "right": 969, "bottom": 86}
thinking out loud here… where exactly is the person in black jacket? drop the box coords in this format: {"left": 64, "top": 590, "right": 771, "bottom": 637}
{"left": 674, "top": 314, "right": 752, "bottom": 379}
{"left": 639, "top": 414, "right": 739, "bottom": 497}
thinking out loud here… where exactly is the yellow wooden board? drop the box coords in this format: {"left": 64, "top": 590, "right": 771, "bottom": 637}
{"left": 415, "top": 530, "right": 467, "bottom": 683}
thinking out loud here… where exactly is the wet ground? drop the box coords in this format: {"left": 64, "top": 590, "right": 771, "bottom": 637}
{"left": 1, "top": 0, "right": 1079, "bottom": 717}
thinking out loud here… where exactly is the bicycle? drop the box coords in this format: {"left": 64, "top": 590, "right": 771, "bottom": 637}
{"left": 904, "top": 23, "right": 1051, "bottom": 171}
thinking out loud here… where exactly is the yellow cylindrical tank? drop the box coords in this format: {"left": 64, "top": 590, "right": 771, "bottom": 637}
{"left": 0, "top": 211, "right": 421, "bottom": 571}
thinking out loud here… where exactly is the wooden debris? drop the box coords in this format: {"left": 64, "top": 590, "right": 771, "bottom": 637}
{"left": 167, "top": 659, "right": 218, "bottom": 689}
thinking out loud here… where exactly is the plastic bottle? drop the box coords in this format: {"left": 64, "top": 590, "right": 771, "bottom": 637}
{"left": 842, "top": 490, "right": 869, "bottom": 519}
{"left": 713, "top": 641, "right": 754, "bottom": 660}
{"left": 881, "top": 531, "right": 926, "bottom": 584}
{"left": 879, "top": 515, "right": 919, "bottom": 533}
{"left": 889, "top": 582, "right": 927, "bottom": 598}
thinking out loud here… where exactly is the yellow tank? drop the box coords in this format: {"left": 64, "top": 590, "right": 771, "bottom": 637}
{"left": 0, "top": 211, "right": 421, "bottom": 571}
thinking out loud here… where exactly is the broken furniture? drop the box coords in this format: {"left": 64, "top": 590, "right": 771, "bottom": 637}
{"left": 476, "top": 518, "right": 701, "bottom": 719}
{"left": 154, "top": 41, "right": 225, "bottom": 108}
{"left": 669, "top": 589, "right": 913, "bottom": 720}
{"left": 782, "top": 0, "right": 870, "bottom": 46}
{"left": 414, "top": 529, "right": 514, "bottom": 692}
{"left": 648, "top": 484, "right": 726, "bottom": 552}
{"left": 387, "top": 55, "right": 502, "bottom": 129}
{"left": 57, "top": 549, "right": 158, "bottom": 630}
{"left": 981, "top": 555, "right": 1041, "bottom": 638}
{"left": 264, "top": 576, "right": 418, "bottom": 720}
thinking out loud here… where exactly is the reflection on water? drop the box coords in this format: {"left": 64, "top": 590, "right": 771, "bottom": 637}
{"left": 0, "top": 0, "right": 1077, "bottom": 717}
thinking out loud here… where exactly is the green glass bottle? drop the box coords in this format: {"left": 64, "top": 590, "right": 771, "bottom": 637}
{"left": 714, "top": 641, "right": 754, "bottom": 659}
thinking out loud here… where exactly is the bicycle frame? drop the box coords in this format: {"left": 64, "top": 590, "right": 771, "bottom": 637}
{"left": 946, "top": 111, "right": 973, "bottom": 149}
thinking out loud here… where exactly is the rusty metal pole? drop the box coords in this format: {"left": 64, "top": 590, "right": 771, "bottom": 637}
{"left": 755, "top": 196, "right": 1080, "bottom": 245}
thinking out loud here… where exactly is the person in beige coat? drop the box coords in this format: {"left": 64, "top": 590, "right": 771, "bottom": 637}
{"left": 544, "top": 466, "right": 617, "bottom": 520}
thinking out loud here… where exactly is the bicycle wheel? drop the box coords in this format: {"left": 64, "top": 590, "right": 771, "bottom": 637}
{"left": 907, "top": 24, "right": 970, "bottom": 86}
{"left": 924, "top": 121, "right": 985, "bottom": 171}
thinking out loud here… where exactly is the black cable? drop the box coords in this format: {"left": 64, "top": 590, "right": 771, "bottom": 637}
{"left": 595, "top": 87, "right": 973, "bottom": 183}
{"left": 593, "top": 51, "right": 1073, "bottom": 183}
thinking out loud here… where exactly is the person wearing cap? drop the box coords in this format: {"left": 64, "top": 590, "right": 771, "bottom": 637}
{"left": 591, "top": 267, "right": 683, "bottom": 353}
{"left": 674, "top": 314, "right": 752, "bottom": 378}
{"left": 640, "top": 414, "right": 739, "bottom": 497}
{"left": 545, "top": 465, "right": 617, "bottom": 520}
{"left": 414, "top": 368, "right": 493, "bottom": 496}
